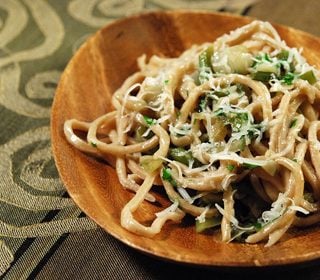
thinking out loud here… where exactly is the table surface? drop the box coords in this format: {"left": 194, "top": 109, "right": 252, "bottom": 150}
{"left": 1, "top": 0, "right": 320, "bottom": 279}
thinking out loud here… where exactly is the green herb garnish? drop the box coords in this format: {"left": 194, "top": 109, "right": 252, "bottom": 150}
{"left": 282, "top": 72, "right": 295, "bottom": 85}
{"left": 227, "top": 164, "right": 235, "bottom": 171}
{"left": 143, "top": 115, "right": 156, "bottom": 126}
{"left": 162, "top": 168, "right": 177, "bottom": 187}
{"left": 289, "top": 118, "right": 297, "bottom": 128}
{"left": 90, "top": 142, "right": 97, "bottom": 148}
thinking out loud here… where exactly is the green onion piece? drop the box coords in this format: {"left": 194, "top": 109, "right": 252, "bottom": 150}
{"left": 140, "top": 157, "right": 163, "bottom": 173}
{"left": 289, "top": 118, "right": 297, "bottom": 128}
{"left": 299, "top": 70, "right": 317, "bottom": 84}
{"left": 143, "top": 115, "right": 156, "bottom": 126}
{"left": 252, "top": 71, "right": 273, "bottom": 82}
{"left": 195, "top": 216, "right": 221, "bottom": 233}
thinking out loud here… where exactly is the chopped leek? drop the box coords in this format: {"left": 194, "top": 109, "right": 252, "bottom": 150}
{"left": 226, "top": 45, "right": 252, "bottom": 74}
{"left": 140, "top": 156, "right": 163, "bottom": 173}
{"left": 213, "top": 90, "right": 230, "bottom": 97}
{"left": 169, "top": 147, "right": 193, "bottom": 166}
{"left": 252, "top": 71, "right": 273, "bottom": 82}
{"left": 195, "top": 216, "right": 221, "bottom": 233}
{"left": 169, "top": 147, "right": 202, "bottom": 167}
{"left": 276, "top": 50, "right": 289, "bottom": 60}
{"left": 299, "top": 70, "right": 317, "bottom": 84}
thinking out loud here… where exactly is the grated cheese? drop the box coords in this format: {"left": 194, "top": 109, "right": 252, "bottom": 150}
{"left": 155, "top": 200, "right": 179, "bottom": 218}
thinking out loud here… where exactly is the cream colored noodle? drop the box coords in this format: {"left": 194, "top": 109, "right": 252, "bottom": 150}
{"left": 64, "top": 20, "right": 320, "bottom": 246}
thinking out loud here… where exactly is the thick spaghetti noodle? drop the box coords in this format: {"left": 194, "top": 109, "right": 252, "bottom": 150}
{"left": 64, "top": 20, "right": 320, "bottom": 246}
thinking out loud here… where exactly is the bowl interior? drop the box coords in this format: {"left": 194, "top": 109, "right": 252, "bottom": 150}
{"left": 51, "top": 11, "right": 320, "bottom": 267}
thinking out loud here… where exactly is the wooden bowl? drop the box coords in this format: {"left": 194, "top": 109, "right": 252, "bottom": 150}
{"left": 51, "top": 11, "right": 320, "bottom": 267}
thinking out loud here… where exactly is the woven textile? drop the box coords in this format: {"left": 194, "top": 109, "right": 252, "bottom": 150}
{"left": 2, "top": 0, "right": 320, "bottom": 279}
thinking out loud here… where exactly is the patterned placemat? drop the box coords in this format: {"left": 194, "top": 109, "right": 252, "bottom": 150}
{"left": 9, "top": 1, "right": 320, "bottom": 279}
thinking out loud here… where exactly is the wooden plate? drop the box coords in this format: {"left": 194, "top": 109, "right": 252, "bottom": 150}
{"left": 51, "top": 11, "right": 320, "bottom": 267}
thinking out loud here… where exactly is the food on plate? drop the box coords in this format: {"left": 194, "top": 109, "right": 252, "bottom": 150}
{"left": 64, "top": 20, "right": 320, "bottom": 246}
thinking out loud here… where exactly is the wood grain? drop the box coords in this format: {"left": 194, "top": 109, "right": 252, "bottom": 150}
{"left": 51, "top": 11, "right": 320, "bottom": 267}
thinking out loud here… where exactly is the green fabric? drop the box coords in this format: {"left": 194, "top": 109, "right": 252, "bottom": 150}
{"left": 2, "top": 0, "right": 319, "bottom": 279}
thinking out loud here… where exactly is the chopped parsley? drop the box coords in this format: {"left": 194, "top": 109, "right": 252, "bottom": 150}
{"left": 214, "top": 106, "right": 249, "bottom": 133}
{"left": 90, "top": 142, "right": 97, "bottom": 148}
{"left": 143, "top": 115, "right": 156, "bottom": 126}
{"left": 281, "top": 72, "right": 295, "bottom": 85}
{"left": 213, "top": 105, "right": 265, "bottom": 150}
{"left": 251, "top": 51, "right": 298, "bottom": 85}
{"left": 162, "top": 168, "right": 177, "bottom": 187}
{"left": 227, "top": 164, "right": 235, "bottom": 171}
{"left": 289, "top": 118, "right": 297, "bottom": 128}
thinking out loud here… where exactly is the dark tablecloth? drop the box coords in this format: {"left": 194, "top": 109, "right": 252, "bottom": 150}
{"left": 1, "top": 0, "right": 320, "bottom": 279}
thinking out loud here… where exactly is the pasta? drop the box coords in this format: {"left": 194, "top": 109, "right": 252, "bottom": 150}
{"left": 64, "top": 20, "right": 320, "bottom": 246}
